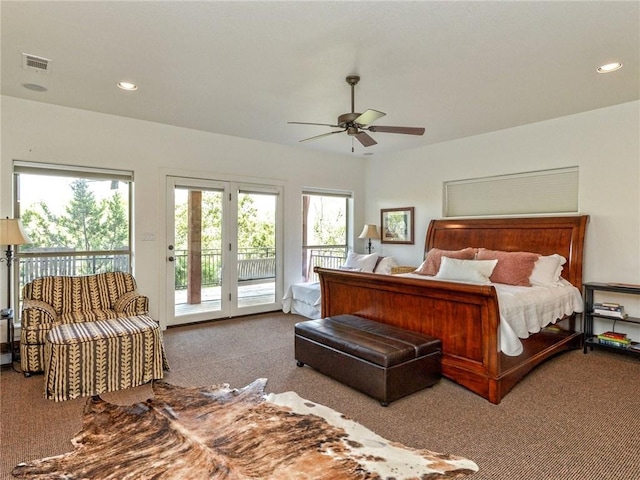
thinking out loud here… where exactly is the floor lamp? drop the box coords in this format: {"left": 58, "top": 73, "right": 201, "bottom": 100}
{"left": 1, "top": 218, "right": 31, "bottom": 364}
{"left": 358, "top": 224, "right": 380, "bottom": 254}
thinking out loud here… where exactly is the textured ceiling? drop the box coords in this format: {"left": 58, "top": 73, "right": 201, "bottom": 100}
{"left": 2, "top": 1, "right": 638, "bottom": 157}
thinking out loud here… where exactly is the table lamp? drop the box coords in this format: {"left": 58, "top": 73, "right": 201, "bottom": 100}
{"left": 358, "top": 224, "right": 380, "bottom": 254}
{"left": 1, "top": 217, "right": 31, "bottom": 363}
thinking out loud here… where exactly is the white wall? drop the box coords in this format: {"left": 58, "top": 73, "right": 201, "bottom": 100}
{"left": 365, "top": 100, "right": 640, "bottom": 336}
{"left": 0, "top": 96, "right": 367, "bottom": 330}
{"left": 2, "top": 97, "right": 639, "bottom": 339}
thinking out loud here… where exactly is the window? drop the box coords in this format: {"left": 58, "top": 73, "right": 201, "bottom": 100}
{"left": 443, "top": 167, "right": 579, "bottom": 217}
{"left": 302, "top": 190, "right": 350, "bottom": 281}
{"left": 13, "top": 162, "right": 133, "bottom": 293}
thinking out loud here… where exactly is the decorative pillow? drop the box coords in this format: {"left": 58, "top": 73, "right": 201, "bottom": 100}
{"left": 530, "top": 254, "right": 567, "bottom": 286}
{"left": 435, "top": 257, "right": 498, "bottom": 284}
{"left": 342, "top": 251, "right": 379, "bottom": 273}
{"left": 374, "top": 256, "right": 399, "bottom": 275}
{"left": 415, "top": 247, "right": 476, "bottom": 276}
{"left": 339, "top": 266, "right": 362, "bottom": 272}
{"left": 476, "top": 248, "right": 540, "bottom": 286}
{"left": 373, "top": 256, "right": 385, "bottom": 271}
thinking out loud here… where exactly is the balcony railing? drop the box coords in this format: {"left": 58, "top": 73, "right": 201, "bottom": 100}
{"left": 173, "top": 247, "right": 275, "bottom": 288}
{"left": 19, "top": 252, "right": 131, "bottom": 286}
{"left": 17, "top": 248, "right": 276, "bottom": 291}
{"left": 304, "top": 246, "right": 348, "bottom": 282}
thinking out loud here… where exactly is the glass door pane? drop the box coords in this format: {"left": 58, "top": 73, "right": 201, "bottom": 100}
{"left": 167, "top": 178, "right": 281, "bottom": 323}
{"left": 236, "top": 190, "right": 277, "bottom": 312}
{"left": 168, "top": 178, "right": 227, "bottom": 325}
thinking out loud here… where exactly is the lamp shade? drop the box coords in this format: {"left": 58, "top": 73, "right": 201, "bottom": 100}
{"left": 0, "top": 218, "right": 31, "bottom": 246}
{"left": 358, "top": 224, "right": 380, "bottom": 240}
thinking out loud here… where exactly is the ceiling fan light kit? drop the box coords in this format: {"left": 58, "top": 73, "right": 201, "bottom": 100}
{"left": 289, "top": 75, "right": 425, "bottom": 152}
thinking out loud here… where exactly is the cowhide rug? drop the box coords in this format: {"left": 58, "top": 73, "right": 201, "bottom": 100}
{"left": 13, "top": 379, "right": 478, "bottom": 479}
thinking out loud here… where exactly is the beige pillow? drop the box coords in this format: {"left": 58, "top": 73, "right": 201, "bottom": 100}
{"left": 435, "top": 257, "right": 498, "bottom": 284}
{"left": 476, "top": 248, "right": 540, "bottom": 286}
{"left": 415, "top": 247, "right": 476, "bottom": 276}
{"left": 530, "top": 254, "right": 567, "bottom": 286}
{"left": 343, "top": 251, "right": 379, "bottom": 273}
{"left": 374, "top": 256, "right": 399, "bottom": 275}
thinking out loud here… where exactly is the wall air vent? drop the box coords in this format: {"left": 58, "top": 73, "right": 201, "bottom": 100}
{"left": 22, "top": 53, "right": 51, "bottom": 73}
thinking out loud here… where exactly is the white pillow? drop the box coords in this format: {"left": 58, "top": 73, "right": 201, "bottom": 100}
{"left": 339, "top": 266, "right": 362, "bottom": 272}
{"left": 374, "top": 256, "right": 399, "bottom": 275}
{"left": 530, "top": 254, "right": 567, "bottom": 286}
{"left": 435, "top": 257, "right": 498, "bottom": 284}
{"left": 343, "top": 251, "right": 379, "bottom": 273}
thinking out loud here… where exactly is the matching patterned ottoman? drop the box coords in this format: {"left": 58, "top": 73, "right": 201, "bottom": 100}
{"left": 44, "top": 315, "right": 169, "bottom": 401}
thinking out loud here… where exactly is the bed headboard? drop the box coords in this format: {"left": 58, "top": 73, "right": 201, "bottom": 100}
{"left": 425, "top": 215, "right": 589, "bottom": 290}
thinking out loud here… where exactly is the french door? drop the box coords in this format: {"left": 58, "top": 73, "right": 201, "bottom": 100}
{"left": 166, "top": 177, "right": 281, "bottom": 326}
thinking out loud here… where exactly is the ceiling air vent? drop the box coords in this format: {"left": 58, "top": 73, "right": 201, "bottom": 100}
{"left": 22, "top": 53, "right": 51, "bottom": 73}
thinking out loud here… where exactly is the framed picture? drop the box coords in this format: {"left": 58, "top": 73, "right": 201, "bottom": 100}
{"left": 380, "top": 207, "right": 414, "bottom": 244}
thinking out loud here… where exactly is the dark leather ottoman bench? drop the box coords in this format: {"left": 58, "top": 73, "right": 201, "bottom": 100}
{"left": 295, "top": 314, "right": 441, "bottom": 406}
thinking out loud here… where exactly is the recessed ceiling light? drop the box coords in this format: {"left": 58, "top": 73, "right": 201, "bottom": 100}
{"left": 597, "top": 62, "right": 623, "bottom": 73}
{"left": 117, "top": 81, "right": 138, "bottom": 91}
{"left": 22, "top": 83, "right": 48, "bottom": 92}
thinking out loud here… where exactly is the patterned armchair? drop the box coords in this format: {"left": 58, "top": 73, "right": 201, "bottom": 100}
{"left": 20, "top": 272, "right": 149, "bottom": 375}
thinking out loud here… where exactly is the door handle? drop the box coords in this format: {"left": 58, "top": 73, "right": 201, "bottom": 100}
{"left": 168, "top": 256, "right": 175, "bottom": 262}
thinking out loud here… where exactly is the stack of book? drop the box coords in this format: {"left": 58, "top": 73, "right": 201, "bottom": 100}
{"left": 597, "top": 331, "right": 631, "bottom": 348}
{"left": 592, "top": 302, "right": 627, "bottom": 319}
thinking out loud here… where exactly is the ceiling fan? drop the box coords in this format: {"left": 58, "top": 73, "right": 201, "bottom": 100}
{"left": 288, "top": 75, "right": 425, "bottom": 151}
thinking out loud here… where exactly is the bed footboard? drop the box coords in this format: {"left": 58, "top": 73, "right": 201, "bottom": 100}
{"left": 316, "top": 267, "right": 582, "bottom": 404}
{"left": 316, "top": 267, "right": 505, "bottom": 402}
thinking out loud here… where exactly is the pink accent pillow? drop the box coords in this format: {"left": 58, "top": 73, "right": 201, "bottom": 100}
{"left": 476, "top": 248, "right": 541, "bottom": 286}
{"left": 415, "top": 247, "right": 476, "bottom": 276}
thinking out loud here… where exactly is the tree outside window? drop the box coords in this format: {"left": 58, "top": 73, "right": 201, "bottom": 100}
{"left": 16, "top": 169, "right": 132, "bottom": 286}
{"left": 302, "top": 193, "right": 348, "bottom": 281}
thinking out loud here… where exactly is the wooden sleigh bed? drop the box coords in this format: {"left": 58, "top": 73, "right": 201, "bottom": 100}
{"left": 315, "top": 215, "right": 589, "bottom": 404}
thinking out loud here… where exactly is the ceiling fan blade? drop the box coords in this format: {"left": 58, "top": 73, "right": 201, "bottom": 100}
{"left": 299, "top": 130, "right": 345, "bottom": 143}
{"left": 288, "top": 121, "right": 341, "bottom": 128}
{"left": 367, "top": 125, "right": 425, "bottom": 135}
{"left": 354, "top": 131, "right": 377, "bottom": 147}
{"left": 354, "top": 109, "right": 386, "bottom": 127}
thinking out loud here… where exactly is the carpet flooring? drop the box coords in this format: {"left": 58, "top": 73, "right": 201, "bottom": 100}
{"left": 2, "top": 312, "right": 640, "bottom": 479}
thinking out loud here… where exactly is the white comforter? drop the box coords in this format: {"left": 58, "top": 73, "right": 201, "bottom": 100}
{"left": 399, "top": 274, "right": 584, "bottom": 356}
